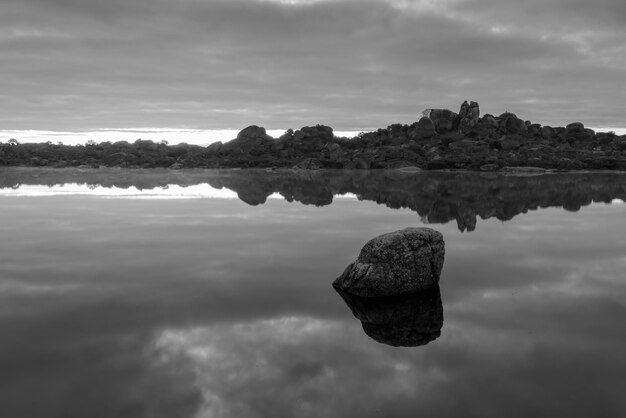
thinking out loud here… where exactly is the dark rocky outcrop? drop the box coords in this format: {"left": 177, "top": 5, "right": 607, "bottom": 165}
{"left": 335, "top": 285, "right": 443, "bottom": 347}
{"left": 1, "top": 102, "right": 625, "bottom": 171}
{"left": 409, "top": 117, "right": 437, "bottom": 140}
{"left": 333, "top": 227, "right": 445, "bottom": 297}
{"left": 500, "top": 113, "right": 528, "bottom": 135}
{"left": 426, "top": 109, "right": 460, "bottom": 133}
{"left": 459, "top": 101, "right": 480, "bottom": 133}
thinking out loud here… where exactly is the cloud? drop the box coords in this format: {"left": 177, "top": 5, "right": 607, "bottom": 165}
{"left": 1, "top": 0, "right": 625, "bottom": 131}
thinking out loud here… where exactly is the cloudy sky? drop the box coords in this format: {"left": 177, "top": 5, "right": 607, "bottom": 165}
{"left": 1, "top": 0, "right": 625, "bottom": 133}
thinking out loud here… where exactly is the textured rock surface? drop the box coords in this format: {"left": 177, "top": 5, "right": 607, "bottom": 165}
{"left": 236, "top": 125, "right": 272, "bottom": 141}
{"left": 333, "top": 227, "right": 445, "bottom": 297}
{"left": 335, "top": 285, "right": 443, "bottom": 347}
{"left": 459, "top": 101, "right": 480, "bottom": 133}
{"left": 3, "top": 101, "right": 626, "bottom": 171}
{"left": 428, "top": 109, "right": 460, "bottom": 133}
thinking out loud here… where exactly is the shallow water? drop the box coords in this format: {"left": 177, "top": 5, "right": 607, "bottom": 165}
{"left": 1, "top": 168, "right": 625, "bottom": 418}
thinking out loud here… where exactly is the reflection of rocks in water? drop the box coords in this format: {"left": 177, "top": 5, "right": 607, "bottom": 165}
{"left": 335, "top": 286, "right": 443, "bottom": 347}
{"left": 3, "top": 168, "right": 626, "bottom": 232}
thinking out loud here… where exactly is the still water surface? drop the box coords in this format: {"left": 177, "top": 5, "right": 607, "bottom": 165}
{"left": 1, "top": 168, "right": 625, "bottom": 418}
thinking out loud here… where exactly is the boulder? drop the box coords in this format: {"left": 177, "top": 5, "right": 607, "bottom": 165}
{"left": 221, "top": 125, "right": 274, "bottom": 155}
{"left": 500, "top": 137, "right": 521, "bottom": 150}
{"left": 324, "top": 142, "right": 345, "bottom": 161}
{"left": 459, "top": 101, "right": 469, "bottom": 119}
{"left": 428, "top": 109, "right": 460, "bottom": 133}
{"left": 409, "top": 117, "right": 436, "bottom": 140}
{"left": 566, "top": 122, "right": 585, "bottom": 134}
{"left": 293, "top": 158, "right": 324, "bottom": 170}
{"left": 541, "top": 126, "right": 555, "bottom": 139}
{"left": 459, "top": 101, "right": 480, "bottom": 133}
{"left": 563, "top": 123, "right": 594, "bottom": 143}
{"left": 481, "top": 114, "right": 498, "bottom": 128}
{"left": 278, "top": 128, "right": 294, "bottom": 142}
{"left": 333, "top": 227, "right": 445, "bottom": 297}
{"left": 500, "top": 113, "right": 528, "bottom": 135}
{"left": 206, "top": 141, "right": 223, "bottom": 154}
{"left": 348, "top": 157, "right": 372, "bottom": 169}
{"left": 237, "top": 125, "right": 272, "bottom": 141}
{"left": 292, "top": 125, "right": 334, "bottom": 153}
{"left": 528, "top": 123, "right": 542, "bottom": 136}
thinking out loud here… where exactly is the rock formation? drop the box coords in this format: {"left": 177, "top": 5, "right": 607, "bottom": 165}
{"left": 3, "top": 100, "right": 626, "bottom": 171}
{"left": 335, "top": 285, "right": 443, "bottom": 347}
{"left": 332, "top": 227, "right": 445, "bottom": 297}
{"left": 426, "top": 108, "right": 460, "bottom": 133}
{"left": 459, "top": 101, "right": 480, "bottom": 133}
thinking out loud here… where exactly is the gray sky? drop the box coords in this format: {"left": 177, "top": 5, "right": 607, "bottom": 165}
{"left": 1, "top": 0, "right": 625, "bottom": 132}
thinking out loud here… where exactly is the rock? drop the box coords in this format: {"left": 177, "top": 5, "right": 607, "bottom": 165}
{"left": 394, "top": 165, "right": 423, "bottom": 173}
{"left": 459, "top": 101, "right": 480, "bottom": 133}
{"left": 293, "top": 130, "right": 306, "bottom": 141}
{"left": 528, "top": 123, "right": 542, "bottom": 136}
{"left": 459, "top": 101, "right": 469, "bottom": 119}
{"left": 468, "top": 101, "right": 480, "bottom": 118}
{"left": 563, "top": 123, "right": 594, "bottom": 143}
{"left": 541, "top": 126, "right": 555, "bottom": 139}
{"left": 382, "top": 160, "right": 418, "bottom": 170}
{"left": 584, "top": 128, "right": 596, "bottom": 136}
{"left": 221, "top": 125, "right": 275, "bottom": 156}
{"left": 481, "top": 114, "right": 498, "bottom": 128}
{"left": 293, "top": 158, "right": 323, "bottom": 170}
{"left": 237, "top": 125, "right": 272, "bottom": 141}
{"left": 566, "top": 122, "right": 585, "bottom": 134}
{"left": 409, "top": 117, "right": 436, "bottom": 140}
{"left": 206, "top": 141, "right": 223, "bottom": 154}
{"left": 501, "top": 166, "right": 547, "bottom": 174}
{"left": 278, "top": 129, "right": 294, "bottom": 142}
{"left": 500, "top": 114, "right": 528, "bottom": 134}
{"left": 348, "top": 157, "right": 372, "bottom": 169}
{"left": 334, "top": 285, "right": 443, "bottom": 347}
{"left": 324, "top": 143, "right": 345, "bottom": 161}
{"left": 332, "top": 227, "right": 445, "bottom": 297}
{"left": 480, "top": 163, "right": 499, "bottom": 172}
{"left": 292, "top": 125, "right": 334, "bottom": 153}
{"left": 427, "top": 109, "right": 460, "bottom": 133}
{"left": 500, "top": 137, "right": 521, "bottom": 150}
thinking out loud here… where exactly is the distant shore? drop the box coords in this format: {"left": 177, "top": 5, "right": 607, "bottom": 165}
{"left": 2, "top": 102, "right": 625, "bottom": 171}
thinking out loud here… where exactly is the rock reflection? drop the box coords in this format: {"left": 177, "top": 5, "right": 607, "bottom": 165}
{"left": 335, "top": 286, "right": 443, "bottom": 347}
{"left": 2, "top": 167, "right": 626, "bottom": 231}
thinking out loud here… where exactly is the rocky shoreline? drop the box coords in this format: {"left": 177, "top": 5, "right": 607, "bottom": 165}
{"left": 2, "top": 101, "right": 625, "bottom": 171}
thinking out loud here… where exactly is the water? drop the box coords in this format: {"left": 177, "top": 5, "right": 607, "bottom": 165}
{"left": 1, "top": 168, "right": 625, "bottom": 418}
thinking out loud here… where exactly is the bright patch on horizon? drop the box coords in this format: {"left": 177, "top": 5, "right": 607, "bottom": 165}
{"left": 0, "top": 129, "right": 362, "bottom": 146}
{"left": 0, "top": 184, "right": 240, "bottom": 199}
{"left": 0, "top": 184, "right": 359, "bottom": 200}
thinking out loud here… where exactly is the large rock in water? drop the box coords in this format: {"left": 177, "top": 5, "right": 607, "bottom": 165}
{"left": 333, "top": 227, "right": 445, "bottom": 297}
